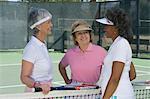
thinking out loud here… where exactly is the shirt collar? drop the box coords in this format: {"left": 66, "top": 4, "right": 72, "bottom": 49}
{"left": 108, "top": 36, "right": 122, "bottom": 53}
{"left": 112, "top": 36, "right": 122, "bottom": 45}
{"left": 31, "top": 36, "right": 45, "bottom": 46}
{"left": 75, "top": 43, "right": 93, "bottom": 52}
{"left": 109, "top": 36, "right": 122, "bottom": 51}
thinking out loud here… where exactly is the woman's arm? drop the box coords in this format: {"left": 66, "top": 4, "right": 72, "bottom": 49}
{"left": 129, "top": 62, "right": 136, "bottom": 81}
{"left": 20, "top": 60, "right": 35, "bottom": 88}
{"left": 103, "top": 61, "right": 125, "bottom": 99}
{"left": 59, "top": 63, "right": 72, "bottom": 84}
{"left": 21, "top": 60, "right": 51, "bottom": 94}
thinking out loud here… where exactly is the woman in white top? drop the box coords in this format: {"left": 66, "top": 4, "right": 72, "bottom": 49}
{"left": 96, "top": 7, "right": 136, "bottom": 99}
{"left": 21, "top": 8, "right": 53, "bottom": 94}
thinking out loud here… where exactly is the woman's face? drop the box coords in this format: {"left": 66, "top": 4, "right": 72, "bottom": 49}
{"left": 75, "top": 30, "right": 90, "bottom": 46}
{"left": 38, "top": 19, "right": 53, "bottom": 35}
{"left": 103, "top": 25, "right": 117, "bottom": 38}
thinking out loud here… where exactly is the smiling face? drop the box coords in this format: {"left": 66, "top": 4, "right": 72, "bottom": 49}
{"left": 74, "top": 30, "right": 90, "bottom": 46}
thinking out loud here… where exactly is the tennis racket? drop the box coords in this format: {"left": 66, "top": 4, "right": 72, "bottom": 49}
{"left": 34, "top": 86, "right": 76, "bottom": 92}
{"left": 34, "top": 84, "right": 99, "bottom": 92}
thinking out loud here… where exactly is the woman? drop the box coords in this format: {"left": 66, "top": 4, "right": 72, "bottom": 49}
{"left": 59, "top": 20, "right": 107, "bottom": 85}
{"left": 96, "top": 7, "right": 136, "bottom": 99}
{"left": 20, "top": 8, "right": 53, "bottom": 94}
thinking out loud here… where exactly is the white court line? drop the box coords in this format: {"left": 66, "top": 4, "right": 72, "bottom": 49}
{"left": 0, "top": 85, "right": 25, "bottom": 89}
{"left": 0, "top": 63, "right": 20, "bottom": 67}
{"left": 0, "top": 61, "right": 59, "bottom": 67}
{"left": 0, "top": 81, "right": 64, "bottom": 89}
{"left": 136, "top": 70, "right": 150, "bottom": 77}
{"left": 135, "top": 65, "right": 150, "bottom": 69}
{"left": 136, "top": 69, "right": 150, "bottom": 77}
{"left": 0, "top": 64, "right": 149, "bottom": 68}
{"left": 136, "top": 70, "right": 150, "bottom": 74}
{"left": 137, "top": 74, "right": 150, "bottom": 77}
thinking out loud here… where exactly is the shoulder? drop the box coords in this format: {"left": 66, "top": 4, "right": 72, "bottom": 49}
{"left": 23, "top": 41, "right": 38, "bottom": 55}
{"left": 116, "top": 37, "right": 130, "bottom": 48}
{"left": 24, "top": 42, "right": 35, "bottom": 51}
{"left": 114, "top": 37, "right": 132, "bottom": 54}
{"left": 92, "top": 44, "right": 107, "bottom": 52}
{"left": 64, "top": 47, "right": 77, "bottom": 55}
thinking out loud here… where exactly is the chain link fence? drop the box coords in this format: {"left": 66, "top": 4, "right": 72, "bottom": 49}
{"left": 0, "top": 0, "right": 149, "bottom": 58}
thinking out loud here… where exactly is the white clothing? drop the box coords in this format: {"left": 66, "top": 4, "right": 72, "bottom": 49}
{"left": 100, "top": 36, "right": 135, "bottom": 99}
{"left": 23, "top": 36, "right": 53, "bottom": 82}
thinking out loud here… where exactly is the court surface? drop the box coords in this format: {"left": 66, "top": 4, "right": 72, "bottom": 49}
{"left": 0, "top": 52, "right": 149, "bottom": 94}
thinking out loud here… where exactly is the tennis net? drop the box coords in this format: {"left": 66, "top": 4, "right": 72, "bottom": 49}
{"left": 0, "top": 83, "right": 150, "bottom": 99}
{"left": 0, "top": 89, "right": 101, "bottom": 99}
{"left": 133, "top": 80, "right": 150, "bottom": 99}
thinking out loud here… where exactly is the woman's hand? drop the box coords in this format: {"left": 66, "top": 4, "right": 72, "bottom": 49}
{"left": 66, "top": 79, "right": 72, "bottom": 84}
{"left": 40, "top": 82, "right": 51, "bottom": 94}
{"left": 102, "top": 96, "right": 110, "bottom": 99}
{"left": 102, "top": 94, "right": 110, "bottom": 99}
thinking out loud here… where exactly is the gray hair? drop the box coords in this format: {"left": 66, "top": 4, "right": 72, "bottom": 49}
{"left": 28, "top": 7, "right": 52, "bottom": 35}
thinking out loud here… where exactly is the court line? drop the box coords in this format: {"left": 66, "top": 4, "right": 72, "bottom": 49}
{"left": 0, "top": 57, "right": 148, "bottom": 92}
{"left": 0, "top": 64, "right": 149, "bottom": 67}
{"left": 136, "top": 69, "right": 150, "bottom": 77}
{"left": 135, "top": 65, "right": 150, "bottom": 69}
{"left": 0, "top": 85, "right": 25, "bottom": 89}
{"left": 0, "top": 63, "right": 20, "bottom": 67}
{"left": 0, "top": 81, "right": 64, "bottom": 89}
{"left": 0, "top": 61, "right": 60, "bottom": 67}
{"left": 136, "top": 70, "right": 150, "bottom": 74}
{"left": 137, "top": 74, "right": 150, "bottom": 76}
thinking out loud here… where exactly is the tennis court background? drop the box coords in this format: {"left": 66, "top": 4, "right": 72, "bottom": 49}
{"left": 0, "top": 1, "right": 149, "bottom": 58}
{"left": 0, "top": 0, "right": 150, "bottom": 95}
{"left": 0, "top": 51, "right": 150, "bottom": 94}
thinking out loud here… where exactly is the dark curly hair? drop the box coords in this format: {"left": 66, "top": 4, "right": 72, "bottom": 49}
{"left": 106, "top": 7, "right": 133, "bottom": 43}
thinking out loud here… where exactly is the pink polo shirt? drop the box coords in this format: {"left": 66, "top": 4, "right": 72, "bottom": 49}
{"left": 60, "top": 43, "right": 107, "bottom": 83}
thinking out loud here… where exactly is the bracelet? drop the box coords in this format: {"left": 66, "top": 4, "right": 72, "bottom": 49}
{"left": 33, "top": 81, "right": 40, "bottom": 88}
{"left": 32, "top": 82, "right": 36, "bottom": 88}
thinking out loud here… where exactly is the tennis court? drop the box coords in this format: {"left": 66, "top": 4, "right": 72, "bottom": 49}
{"left": 0, "top": 51, "right": 150, "bottom": 95}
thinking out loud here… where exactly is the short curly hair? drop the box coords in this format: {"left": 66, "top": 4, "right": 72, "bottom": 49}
{"left": 106, "top": 7, "right": 133, "bottom": 43}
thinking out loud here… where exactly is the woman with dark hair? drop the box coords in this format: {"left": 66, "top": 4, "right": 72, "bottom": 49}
{"left": 59, "top": 20, "right": 107, "bottom": 85}
{"left": 96, "top": 7, "right": 136, "bottom": 99}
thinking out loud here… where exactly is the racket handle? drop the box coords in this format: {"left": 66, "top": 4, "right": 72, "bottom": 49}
{"left": 34, "top": 87, "right": 42, "bottom": 92}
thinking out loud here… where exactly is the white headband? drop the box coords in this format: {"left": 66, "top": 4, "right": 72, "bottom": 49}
{"left": 96, "top": 18, "right": 114, "bottom": 25}
{"left": 30, "top": 16, "right": 50, "bottom": 29}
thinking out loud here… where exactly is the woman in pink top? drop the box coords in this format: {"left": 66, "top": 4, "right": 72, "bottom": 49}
{"left": 59, "top": 20, "right": 107, "bottom": 85}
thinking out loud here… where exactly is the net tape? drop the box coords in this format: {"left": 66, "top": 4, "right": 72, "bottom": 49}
{"left": 0, "top": 89, "right": 101, "bottom": 99}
